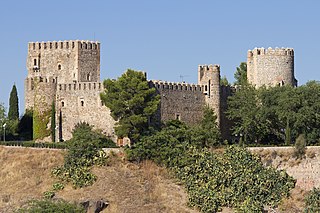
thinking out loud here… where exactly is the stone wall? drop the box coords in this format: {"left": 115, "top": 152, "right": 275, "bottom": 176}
{"left": 151, "top": 81, "right": 206, "bottom": 125}
{"left": 250, "top": 146, "right": 320, "bottom": 191}
{"left": 56, "top": 82, "right": 116, "bottom": 141}
{"left": 247, "top": 47, "right": 296, "bottom": 87}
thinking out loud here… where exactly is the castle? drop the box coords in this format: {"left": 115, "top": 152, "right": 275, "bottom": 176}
{"left": 24, "top": 40, "right": 296, "bottom": 143}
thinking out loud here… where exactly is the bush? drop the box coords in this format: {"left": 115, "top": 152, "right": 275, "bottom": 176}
{"left": 294, "top": 134, "right": 307, "bottom": 159}
{"left": 305, "top": 187, "right": 320, "bottom": 212}
{"left": 126, "top": 121, "right": 296, "bottom": 212}
{"left": 17, "top": 199, "right": 85, "bottom": 213}
{"left": 52, "top": 122, "right": 108, "bottom": 188}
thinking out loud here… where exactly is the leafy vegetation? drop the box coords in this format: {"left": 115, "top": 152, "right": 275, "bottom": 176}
{"left": 126, "top": 116, "right": 295, "bottom": 212}
{"left": 8, "top": 84, "right": 19, "bottom": 121}
{"left": 294, "top": 134, "right": 307, "bottom": 159}
{"left": 101, "top": 69, "right": 160, "bottom": 143}
{"left": 305, "top": 187, "right": 320, "bottom": 212}
{"left": 17, "top": 199, "right": 85, "bottom": 213}
{"left": 227, "top": 81, "right": 320, "bottom": 145}
{"left": 51, "top": 101, "right": 56, "bottom": 142}
{"left": 18, "top": 109, "right": 33, "bottom": 140}
{"left": 52, "top": 122, "right": 112, "bottom": 188}
{"left": 234, "top": 62, "right": 247, "bottom": 85}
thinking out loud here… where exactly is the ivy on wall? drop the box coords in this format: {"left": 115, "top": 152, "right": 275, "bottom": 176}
{"left": 33, "top": 109, "right": 51, "bottom": 140}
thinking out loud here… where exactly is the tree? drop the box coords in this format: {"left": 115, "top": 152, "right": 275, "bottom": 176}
{"left": 234, "top": 62, "right": 247, "bottom": 85}
{"left": 100, "top": 69, "right": 160, "bottom": 143}
{"left": 0, "top": 103, "right": 6, "bottom": 139}
{"left": 18, "top": 109, "right": 33, "bottom": 141}
{"left": 227, "top": 84, "right": 271, "bottom": 144}
{"left": 8, "top": 84, "right": 19, "bottom": 121}
{"left": 190, "top": 107, "right": 221, "bottom": 147}
{"left": 51, "top": 101, "right": 56, "bottom": 142}
{"left": 220, "top": 75, "right": 230, "bottom": 86}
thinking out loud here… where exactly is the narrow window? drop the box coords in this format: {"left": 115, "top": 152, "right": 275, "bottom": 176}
{"left": 61, "top": 101, "right": 65, "bottom": 107}
{"left": 34, "top": 59, "right": 37, "bottom": 66}
{"left": 81, "top": 100, "right": 84, "bottom": 106}
{"left": 176, "top": 114, "right": 181, "bottom": 120}
{"left": 58, "top": 64, "right": 62, "bottom": 70}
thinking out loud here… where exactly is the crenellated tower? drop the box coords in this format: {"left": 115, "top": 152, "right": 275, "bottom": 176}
{"left": 247, "top": 47, "right": 296, "bottom": 88}
{"left": 24, "top": 40, "right": 111, "bottom": 142}
{"left": 198, "top": 64, "right": 221, "bottom": 124}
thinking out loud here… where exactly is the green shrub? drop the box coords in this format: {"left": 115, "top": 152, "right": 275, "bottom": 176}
{"left": 17, "top": 199, "right": 85, "bottom": 213}
{"left": 294, "top": 134, "right": 307, "bottom": 159}
{"left": 126, "top": 120, "right": 296, "bottom": 212}
{"left": 52, "top": 122, "right": 108, "bottom": 188}
{"left": 305, "top": 187, "right": 320, "bottom": 213}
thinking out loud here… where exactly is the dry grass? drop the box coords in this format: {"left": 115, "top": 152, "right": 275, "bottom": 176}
{"left": 0, "top": 146, "right": 65, "bottom": 212}
{"left": 0, "top": 146, "right": 197, "bottom": 213}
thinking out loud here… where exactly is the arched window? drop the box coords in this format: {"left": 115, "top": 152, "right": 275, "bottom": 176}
{"left": 81, "top": 100, "right": 84, "bottom": 107}
{"left": 34, "top": 59, "right": 37, "bottom": 66}
{"left": 61, "top": 101, "right": 65, "bottom": 107}
{"left": 87, "top": 73, "right": 91, "bottom": 81}
{"left": 58, "top": 64, "right": 61, "bottom": 70}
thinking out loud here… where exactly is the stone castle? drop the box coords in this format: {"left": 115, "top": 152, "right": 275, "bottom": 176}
{"left": 24, "top": 40, "right": 296, "bottom": 143}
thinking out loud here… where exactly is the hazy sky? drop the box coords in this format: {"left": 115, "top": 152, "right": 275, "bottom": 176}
{"left": 0, "top": 0, "right": 320, "bottom": 114}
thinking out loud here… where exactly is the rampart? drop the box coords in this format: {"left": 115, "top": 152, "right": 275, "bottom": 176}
{"left": 150, "top": 80, "right": 206, "bottom": 125}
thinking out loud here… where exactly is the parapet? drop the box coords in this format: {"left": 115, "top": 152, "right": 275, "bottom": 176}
{"left": 247, "top": 47, "right": 294, "bottom": 57}
{"left": 28, "top": 40, "right": 100, "bottom": 51}
{"left": 198, "top": 64, "right": 220, "bottom": 72}
{"left": 150, "top": 80, "right": 203, "bottom": 92}
{"left": 58, "top": 82, "right": 103, "bottom": 91}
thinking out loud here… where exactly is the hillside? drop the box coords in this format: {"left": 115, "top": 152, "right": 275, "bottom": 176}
{"left": 0, "top": 146, "right": 197, "bottom": 213}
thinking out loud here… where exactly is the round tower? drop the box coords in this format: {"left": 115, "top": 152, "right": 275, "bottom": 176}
{"left": 198, "top": 64, "right": 221, "bottom": 124}
{"left": 247, "top": 47, "right": 296, "bottom": 87}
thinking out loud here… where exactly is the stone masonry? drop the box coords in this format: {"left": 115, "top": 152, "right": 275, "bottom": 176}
{"left": 24, "top": 41, "right": 296, "bottom": 142}
{"left": 247, "top": 47, "right": 297, "bottom": 87}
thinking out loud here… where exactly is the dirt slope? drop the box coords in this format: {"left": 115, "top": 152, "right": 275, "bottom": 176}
{"left": 0, "top": 146, "right": 198, "bottom": 213}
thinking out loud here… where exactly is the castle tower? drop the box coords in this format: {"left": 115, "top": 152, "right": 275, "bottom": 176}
{"left": 198, "top": 64, "right": 221, "bottom": 124}
{"left": 247, "top": 47, "right": 296, "bottom": 88}
{"left": 25, "top": 40, "right": 101, "bottom": 110}
{"left": 25, "top": 40, "right": 103, "bottom": 141}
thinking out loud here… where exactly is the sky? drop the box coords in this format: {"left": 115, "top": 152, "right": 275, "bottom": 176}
{"left": 0, "top": 0, "right": 320, "bottom": 115}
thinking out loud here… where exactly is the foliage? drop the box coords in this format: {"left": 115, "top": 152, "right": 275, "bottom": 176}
{"left": 126, "top": 118, "right": 295, "bottom": 212}
{"left": 227, "top": 84, "right": 267, "bottom": 144}
{"left": 177, "top": 146, "right": 295, "bottom": 212}
{"left": 190, "top": 107, "right": 221, "bottom": 147}
{"left": 234, "top": 62, "right": 247, "bottom": 85}
{"left": 51, "top": 101, "right": 56, "bottom": 142}
{"left": 18, "top": 109, "right": 33, "bottom": 140}
{"left": 52, "top": 122, "right": 108, "bottom": 188}
{"left": 101, "top": 69, "right": 160, "bottom": 143}
{"left": 305, "top": 187, "right": 320, "bottom": 213}
{"left": 17, "top": 199, "right": 85, "bottom": 213}
{"left": 33, "top": 109, "right": 51, "bottom": 141}
{"left": 8, "top": 84, "right": 19, "bottom": 121}
{"left": 220, "top": 75, "right": 230, "bottom": 86}
{"left": 294, "top": 134, "right": 307, "bottom": 159}
{"left": 126, "top": 109, "right": 221, "bottom": 164}
{"left": 227, "top": 81, "right": 320, "bottom": 146}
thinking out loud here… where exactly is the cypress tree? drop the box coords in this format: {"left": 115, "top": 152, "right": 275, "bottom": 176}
{"left": 51, "top": 101, "right": 56, "bottom": 142}
{"left": 8, "top": 84, "right": 19, "bottom": 120}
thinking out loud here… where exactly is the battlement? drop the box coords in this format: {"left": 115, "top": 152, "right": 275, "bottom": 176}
{"left": 28, "top": 40, "right": 100, "bottom": 51}
{"left": 150, "top": 80, "right": 203, "bottom": 92}
{"left": 58, "top": 82, "right": 103, "bottom": 91}
{"left": 198, "top": 64, "right": 220, "bottom": 72}
{"left": 248, "top": 47, "right": 294, "bottom": 57}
